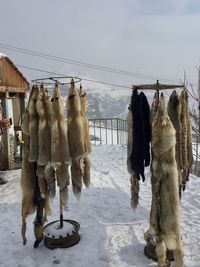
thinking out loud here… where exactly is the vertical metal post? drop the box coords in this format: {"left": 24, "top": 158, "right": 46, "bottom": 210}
{"left": 198, "top": 67, "right": 200, "bottom": 171}
{"left": 1, "top": 98, "right": 10, "bottom": 170}
{"left": 94, "top": 120, "right": 96, "bottom": 145}
{"left": 195, "top": 134, "right": 198, "bottom": 174}
{"left": 105, "top": 119, "right": 108, "bottom": 145}
{"left": 111, "top": 119, "right": 113, "bottom": 145}
{"left": 20, "top": 94, "right": 25, "bottom": 160}
{"left": 100, "top": 119, "right": 102, "bottom": 144}
{"left": 116, "top": 118, "right": 119, "bottom": 145}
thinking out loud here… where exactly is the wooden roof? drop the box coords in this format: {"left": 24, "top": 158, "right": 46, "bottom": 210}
{"left": 0, "top": 54, "right": 29, "bottom": 93}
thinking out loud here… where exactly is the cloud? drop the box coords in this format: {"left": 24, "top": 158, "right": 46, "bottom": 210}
{"left": 0, "top": 0, "right": 200, "bottom": 86}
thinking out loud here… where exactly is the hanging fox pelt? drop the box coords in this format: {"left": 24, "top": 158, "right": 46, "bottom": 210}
{"left": 67, "top": 79, "right": 85, "bottom": 159}
{"left": 71, "top": 158, "right": 83, "bottom": 198}
{"left": 179, "top": 89, "right": 193, "bottom": 189}
{"left": 127, "top": 106, "right": 139, "bottom": 208}
{"left": 56, "top": 163, "right": 70, "bottom": 207}
{"left": 36, "top": 85, "right": 51, "bottom": 166}
{"left": 28, "top": 85, "right": 39, "bottom": 162}
{"left": 150, "top": 93, "right": 183, "bottom": 267}
{"left": 79, "top": 85, "right": 92, "bottom": 155}
{"left": 51, "top": 82, "right": 70, "bottom": 168}
{"left": 21, "top": 134, "right": 37, "bottom": 245}
{"left": 36, "top": 165, "right": 52, "bottom": 218}
{"left": 167, "top": 90, "right": 183, "bottom": 196}
{"left": 79, "top": 85, "right": 91, "bottom": 188}
{"left": 144, "top": 92, "right": 160, "bottom": 244}
{"left": 127, "top": 106, "right": 134, "bottom": 175}
{"left": 21, "top": 108, "right": 30, "bottom": 136}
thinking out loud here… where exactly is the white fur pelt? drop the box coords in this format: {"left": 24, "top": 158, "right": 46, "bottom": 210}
{"left": 150, "top": 93, "right": 183, "bottom": 267}
{"left": 21, "top": 134, "right": 36, "bottom": 245}
{"left": 51, "top": 83, "right": 70, "bottom": 168}
{"left": 28, "top": 86, "right": 39, "bottom": 162}
{"left": 79, "top": 85, "right": 91, "bottom": 188}
{"left": 67, "top": 80, "right": 85, "bottom": 159}
{"left": 36, "top": 85, "right": 51, "bottom": 166}
{"left": 56, "top": 163, "right": 70, "bottom": 207}
{"left": 79, "top": 85, "right": 92, "bottom": 155}
{"left": 71, "top": 158, "right": 83, "bottom": 199}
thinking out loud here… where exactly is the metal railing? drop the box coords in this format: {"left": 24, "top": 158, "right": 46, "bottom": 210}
{"left": 89, "top": 118, "right": 200, "bottom": 177}
{"left": 89, "top": 118, "right": 128, "bottom": 145}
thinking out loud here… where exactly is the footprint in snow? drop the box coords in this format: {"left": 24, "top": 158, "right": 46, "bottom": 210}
{"left": 102, "top": 171, "right": 109, "bottom": 175}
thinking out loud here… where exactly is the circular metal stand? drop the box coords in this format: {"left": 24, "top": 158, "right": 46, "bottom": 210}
{"left": 144, "top": 244, "right": 174, "bottom": 262}
{"left": 31, "top": 76, "right": 81, "bottom": 86}
{"left": 43, "top": 219, "right": 80, "bottom": 249}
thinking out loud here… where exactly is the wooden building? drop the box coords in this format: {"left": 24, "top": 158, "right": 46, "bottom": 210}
{"left": 0, "top": 53, "right": 29, "bottom": 170}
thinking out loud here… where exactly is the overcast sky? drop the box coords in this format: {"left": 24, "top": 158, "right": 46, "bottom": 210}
{"left": 1, "top": 0, "right": 200, "bottom": 89}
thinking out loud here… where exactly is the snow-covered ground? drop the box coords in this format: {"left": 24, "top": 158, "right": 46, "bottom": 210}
{"left": 0, "top": 145, "right": 199, "bottom": 267}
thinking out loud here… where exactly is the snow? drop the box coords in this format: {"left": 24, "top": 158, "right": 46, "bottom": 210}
{"left": 0, "top": 145, "right": 200, "bottom": 267}
{"left": 43, "top": 221, "right": 76, "bottom": 239}
{"left": 89, "top": 124, "right": 127, "bottom": 145}
{"left": 0, "top": 52, "right": 7, "bottom": 58}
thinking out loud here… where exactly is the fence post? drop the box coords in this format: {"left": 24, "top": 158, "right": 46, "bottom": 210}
{"left": 117, "top": 118, "right": 119, "bottom": 145}
{"left": 94, "top": 120, "right": 96, "bottom": 145}
{"left": 100, "top": 119, "right": 102, "bottom": 144}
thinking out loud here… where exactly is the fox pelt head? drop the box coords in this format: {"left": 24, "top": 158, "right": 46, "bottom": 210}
{"left": 152, "top": 93, "right": 176, "bottom": 153}
{"left": 28, "top": 85, "right": 39, "bottom": 115}
{"left": 79, "top": 84, "right": 87, "bottom": 114}
{"left": 152, "top": 92, "right": 171, "bottom": 129}
{"left": 67, "top": 79, "right": 81, "bottom": 115}
{"left": 38, "top": 84, "right": 49, "bottom": 102}
{"left": 51, "top": 82, "right": 64, "bottom": 119}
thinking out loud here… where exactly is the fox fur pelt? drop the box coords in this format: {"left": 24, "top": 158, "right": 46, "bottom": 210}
{"left": 21, "top": 108, "right": 30, "bottom": 136}
{"left": 83, "top": 156, "right": 91, "bottom": 188}
{"left": 179, "top": 89, "right": 193, "bottom": 189}
{"left": 127, "top": 106, "right": 139, "bottom": 208}
{"left": 36, "top": 165, "right": 51, "bottom": 217}
{"left": 71, "top": 158, "right": 83, "bottom": 198}
{"left": 36, "top": 85, "right": 51, "bottom": 166}
{"left": 51, "top": 83, "right": 70, "bottom": 168}
{"left": 167, "top": 90, "right": 183, "bottom": 195}
{"left": 180, "top": 90, "right": 188, "bottom": 169}
{"left": 149, "top": 93, "right": 183, "bottom": 267}
{"left": 79, "top": 85, "right": 91, "bottom": 188}
{"left": 56, "top": 163, "right": 70, "bottom": 207}
{"left": 129, "top": 89, "right": 151, "bottom": 181}
{"left": 79, "top": 85, "right": 92, "bottom": 155}
{"left": 67, "top": 80, "right": 85, "bottom": 159}
{"left": 28, "top": 86, "right": 39, "bottom": 162}
{"left": 127, "top": 107, "right": 134, "bottom": 174}
{"left": 130, "top": 173, "right": 139, "bottom": 209}
{"left": 44, "top": 163, "right": 56, "bottom": 199}
{"left": 21, "top": 134, "right": 36, "bottom": 245}
{"left": 21, "top": 137, "right": 51, "bottom": 246}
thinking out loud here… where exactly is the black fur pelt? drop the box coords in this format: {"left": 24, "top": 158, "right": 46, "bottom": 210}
{"left": 140, "top": 92, "right": 151, "bottom": 167}
{"left": 130, "top": 89, "right": 151, "bottom": 181}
